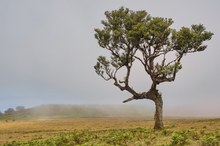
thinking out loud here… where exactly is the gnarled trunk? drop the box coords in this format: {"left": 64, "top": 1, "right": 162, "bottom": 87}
{"left": 153, "top": 92, "right": 164, "bottom": 129}
{"left": 123, "top": 87, "right": 164, "bottom": 130}
{"left": 145, "top": 87, "right": 164, "bottom": 130}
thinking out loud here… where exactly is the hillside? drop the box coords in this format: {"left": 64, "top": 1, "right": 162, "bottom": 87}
{"left": 0, "top": 104, "right": 154, "bottom": 120}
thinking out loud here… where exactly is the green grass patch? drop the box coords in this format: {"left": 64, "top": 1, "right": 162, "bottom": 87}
{"left": 3, "top": 127, "right": 220, "bottom": 146}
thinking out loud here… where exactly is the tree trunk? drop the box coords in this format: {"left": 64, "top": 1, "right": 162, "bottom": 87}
{"left": 153, "top": 92, "right": 164, "bottom": 130}
{"left": 122, "top": 86, "right": 164, "bottom": 130}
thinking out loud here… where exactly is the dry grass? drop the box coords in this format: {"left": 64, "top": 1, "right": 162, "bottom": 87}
{"left": 0, "top": 117, "right": 219, "bottom": 145}
{"left": 0, "top": 117, "right": 149, "bottom": 144}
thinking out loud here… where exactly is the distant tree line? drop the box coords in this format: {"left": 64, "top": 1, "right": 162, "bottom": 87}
{"left": 0, "top": 106, "right": 25, "bottom": 115}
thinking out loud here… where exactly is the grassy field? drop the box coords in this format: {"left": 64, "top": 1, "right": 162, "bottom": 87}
{"left": 0, "top": 117, "right": 219, "bottom": 145}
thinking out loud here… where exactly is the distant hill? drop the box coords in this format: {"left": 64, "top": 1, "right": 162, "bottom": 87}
{"left": 0, "top": 104, "right": 154, "bottom": 120}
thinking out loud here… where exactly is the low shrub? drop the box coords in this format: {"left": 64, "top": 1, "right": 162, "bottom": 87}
{"left": 201, "top": 134, "right": 219, "bottom": 146}
{"left": 170, "top": 130, "right": 190, "bottom": 146}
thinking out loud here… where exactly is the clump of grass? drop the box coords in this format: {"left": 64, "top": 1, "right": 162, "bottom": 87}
{"left": 201, "top": 134, "right": 219, "bottom": 146}
{"left": 170, "top": 130, "right": 190, "bottom": 146}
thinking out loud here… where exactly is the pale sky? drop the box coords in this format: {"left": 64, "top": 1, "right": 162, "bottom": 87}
{"left": 0, "top": 0, "right": 219, "bottom": 117}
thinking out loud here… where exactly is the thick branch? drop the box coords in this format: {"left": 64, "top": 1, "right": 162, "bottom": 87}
{"left": 123, "top": 87, "right": 158, "bottom": 103}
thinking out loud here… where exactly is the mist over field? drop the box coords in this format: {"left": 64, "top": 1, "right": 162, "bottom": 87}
{"left": 39, "top": 104, "right": 219, "bottom": 118}
{"left": 1, "top": 104, "right": 219, "bottom": 120}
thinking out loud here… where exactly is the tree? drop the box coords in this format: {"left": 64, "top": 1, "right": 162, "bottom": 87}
{"left": 94, "top": 7, "right": 213, "bottom": 129}
{"left": 4, "top": 108, "right": 15, "bottom": 115}
{"left": 16, "top": 106, "right": 25, "bottom": 112}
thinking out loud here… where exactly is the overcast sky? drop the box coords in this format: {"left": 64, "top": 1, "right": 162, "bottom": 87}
{"left": 0, "top": 0, "right": 219, "bottom": 117}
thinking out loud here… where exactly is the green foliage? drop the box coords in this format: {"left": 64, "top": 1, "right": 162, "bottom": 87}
{"left": 156, "top": 62, "right": 182, "bottom": 78}
{"left": 94, "top": 56, "right": 111, "bottom": 79}
{"left": 170, "top": 130, "right": 190, "bottom": 146}
{"left": 104, "top": 129, "right": 132, "bottom": 145}
{"left": 190, "top": 130, "right": 201, "bottom": 140}
{"left": 94, "top": 7, "right": 213, "bottom": 88}
{"left": 4, "top": 127, "right": 220, "bottom": 146}
{"left": 172, "top": 24, "right": 213, "bottom": 53}
{"left": 201, "top": 134, "right": 219, "bottom": 146}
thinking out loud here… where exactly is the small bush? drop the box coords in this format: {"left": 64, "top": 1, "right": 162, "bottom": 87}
{"left": 161, "top": 129, "right": 172, "bottom": 136}
{"left": 170, "top": 130, "right": 190, "bottom": 146}
{"left": 201, "top": 134, "right": 219, "bottom": 146}
{"left": 191, "top": 130, "right": 201, "bottom": 140}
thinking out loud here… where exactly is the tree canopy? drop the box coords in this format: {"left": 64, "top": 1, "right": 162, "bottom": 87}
{"left": 94, "top": 7, "right": 213, "bottom": 98}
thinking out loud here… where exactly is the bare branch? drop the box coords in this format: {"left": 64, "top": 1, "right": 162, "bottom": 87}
{"left": 123, "top": 96, "right": 135, "bottom": 103}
